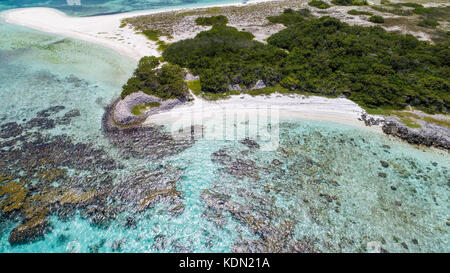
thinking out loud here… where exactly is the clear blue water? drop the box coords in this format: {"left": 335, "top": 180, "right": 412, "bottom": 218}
{"left": 0, "top": 1, "right": 449, "bottom": 253}
{"left": 0, "top": 0, "right": 241, "bottom": 16}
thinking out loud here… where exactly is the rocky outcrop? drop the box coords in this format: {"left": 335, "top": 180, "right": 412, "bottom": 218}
{"left": 184, "top": 71, "right": 199, "bottom": 82}
{"left": 228, "top": 84, "right": 242, "bottom": 91}
{"left": 251, "top": 80, "right": 266, "bottom": 90}
{"left": 382, "top": 116, "right": 450, "bottom": 150}
{"left": 113, "top": 91, "right": 185, "bottom": 126}
{"left": 360, "top": 112, "right": 385, "bottom": 126}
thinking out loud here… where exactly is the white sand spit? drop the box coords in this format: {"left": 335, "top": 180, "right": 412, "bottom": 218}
{"left": 1, "top": 1, "right": 275, "bottom": 60}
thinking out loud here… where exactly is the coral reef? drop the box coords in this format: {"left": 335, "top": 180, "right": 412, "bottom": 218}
{"left": 0, "top": 104, "right": 192, "bottom": 246}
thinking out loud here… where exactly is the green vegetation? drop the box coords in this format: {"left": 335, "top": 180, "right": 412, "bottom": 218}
{"left": 156, "top": 40, "right": 170, "bottom": 52}
{"left": 247, "top": 85, "right": 291, "bottom": 97}
{"left": 331, "top": 0, "right": 368, "bottom": 6}
{"left": 347, "top": 9, "right": 373, "bottom": 16}
{"left": 121, "top": 56, "right": 187, "bottom": 100}
{"left": 131, "top": 102, "right": 161, "bottom": 116}
{"left": 266, "top": 14, "right": 448, "bottom": 112}
{"left": 418, "top": 18, "right": 439, "bottom": 28}
{"left": 186, "top": 80, "right": 241, "bottom": 100}
{"left": 308, "top": 0, "right": 330, "bottom": 9}
{"left": 370, "top": 5, "right": 413, "bottom": 16}
{"left": 423, "top": 116, "right": 450, "bottom": 128}
{"left": 161, "top": 10, "right": 449, "bottom": 113}
{"left": 141, "top": 29, "right": 161, "bottom": 41}
{"left": 186, "top": 80, "right": 202, "bottom": 95}
{"left": 364, "top": 107, "right": 450, "bottom": 128}
{"left": 369, "top": 15, "right": 385, "bottom": 24}
{"left": 391, "top": 111, "right": 422, "bottom": 128}
{"left": 163, "top": 24, "right": 286, "bottom": 93}
{"left": 268, "top": 8, "right": 311, "bottom": 25}
{"left": 412, "top": 7, "right": 444, "bottom": 17}
{"left": 395, "top": 2, "right": 423, "bottom": 9}
{"left": 411, "top": 6, "right": 450, "bottom": 29}
{"left": 195, "top": 15, "right": 229, "bottom": 26}
{"left": 387, "top": 110, "right": 450, "bottom": 128}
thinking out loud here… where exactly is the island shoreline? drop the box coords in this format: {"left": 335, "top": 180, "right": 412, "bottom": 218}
{"left": 3, "top": 1, "right": 449, "bottom": 151}
{"left": 0, "top": 0, "right": 278, "bottom": 61}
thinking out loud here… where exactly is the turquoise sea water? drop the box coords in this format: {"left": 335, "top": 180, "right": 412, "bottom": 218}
{"left": 0, "top": 0, "right": 241, "bottom": 16}
{"left": 0, "top": 1, "right": 449, "bottom": 253}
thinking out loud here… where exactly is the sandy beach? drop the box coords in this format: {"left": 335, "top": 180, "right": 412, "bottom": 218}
{"left": 145, "top": 93, "right": 382, "bottom": 132}
{"left": 0, "top": 1, "right": 275, "bottom": 61}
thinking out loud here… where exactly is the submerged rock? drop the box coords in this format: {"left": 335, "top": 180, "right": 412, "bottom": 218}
{"left": 26, "top": 117, "right": 56, "bottom": 130}
{"left": 0, "top": 104, "right": 191, "bottom": 243}
{"left": 9, "top": 216, "right": 50, "bottom": 246}
{"left": 240, "top": 137, "right": 260, "bottom": 149}
{"left": 36, "top": 106, "right": 65, "bottom": 118}
{"left": 380, "top": 160, "right": 389, "bottom": 168}
{"left": 0, "top": 122, "right": 23, "bottom": 139}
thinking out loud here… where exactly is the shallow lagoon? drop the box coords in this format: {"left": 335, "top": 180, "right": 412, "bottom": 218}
{"left": 0, "top": 2, "right": 449, "bottom": 253}
{"left": 0, "top": 0, "right": 241, "bottom": 17}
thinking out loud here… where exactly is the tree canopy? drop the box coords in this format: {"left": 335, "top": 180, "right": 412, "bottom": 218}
{"left": 121, "top": 56, "right": 187, "bottom": 100}
{"left": 161, "top": 12, "right": 449, "bottom": 113}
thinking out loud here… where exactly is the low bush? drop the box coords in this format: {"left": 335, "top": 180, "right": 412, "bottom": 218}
{"left": 195, "top": 15, "right": 228, "bottom": 26}
{"left": 369, "top": 15, "right": 385, "bottom": 23}
{"left": 347, "top": 9, "right": 373, "bottom": 16}
{"left": 308, "top": 0, "right": 330, "bottom": 9}
{"left": 331, "top": 0, "right": 368, "bottom": 6}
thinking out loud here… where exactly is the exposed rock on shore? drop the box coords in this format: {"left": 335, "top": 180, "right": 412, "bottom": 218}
{"left": 360, "top": 112, "right": 385, "bottom": 126}
{"left": 103, "top": 99, "right": 194, "bottom": 159}
{"left": 382, "top": 116, "right": 450, "bottom": 150}
{"left": 113, "top": 91, "right": 186, "bottom": 126}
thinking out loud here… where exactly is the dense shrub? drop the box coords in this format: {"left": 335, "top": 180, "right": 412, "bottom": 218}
{"left": 267, "top": 8, "right": 311, "bottom": 25}
{"left": 161, "top": 10, "right": 449, "bottom": 113}
{"left": 331, "top": 0, "right": 368, "bottom": 6}
{"left": 308, "top": 0, "right": 330, "bottom": 9}
{"left": 195, "top": 15, "right": 228, "bottom": 26}
{"left": 369, "top": 15, "right": 385, "bottom": 23}
{"left": 399, "top": 2, "right": 423, "bottom": 8}
{"left": 418, "top": 18, "right": 439, "bottom": 28}
{"left": 370, "top": 5, "right": 413, "bottom": 16}
{"left": 142, "top": 29, "right": 160, "bottom": 41}
{"left": 163, "top": 24, "right": 286, "bottom": 91}
{"left": 121, "top": 56, "right": 187, "bottom": 99}
{"left": 267, "top": 15, "right": 449, "bottom": 112}
{"left": 347, "top": 9, "right": 372, "bottom": 16}
{"left": 412, "top": 6, "right": 450, "bottom": 20}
